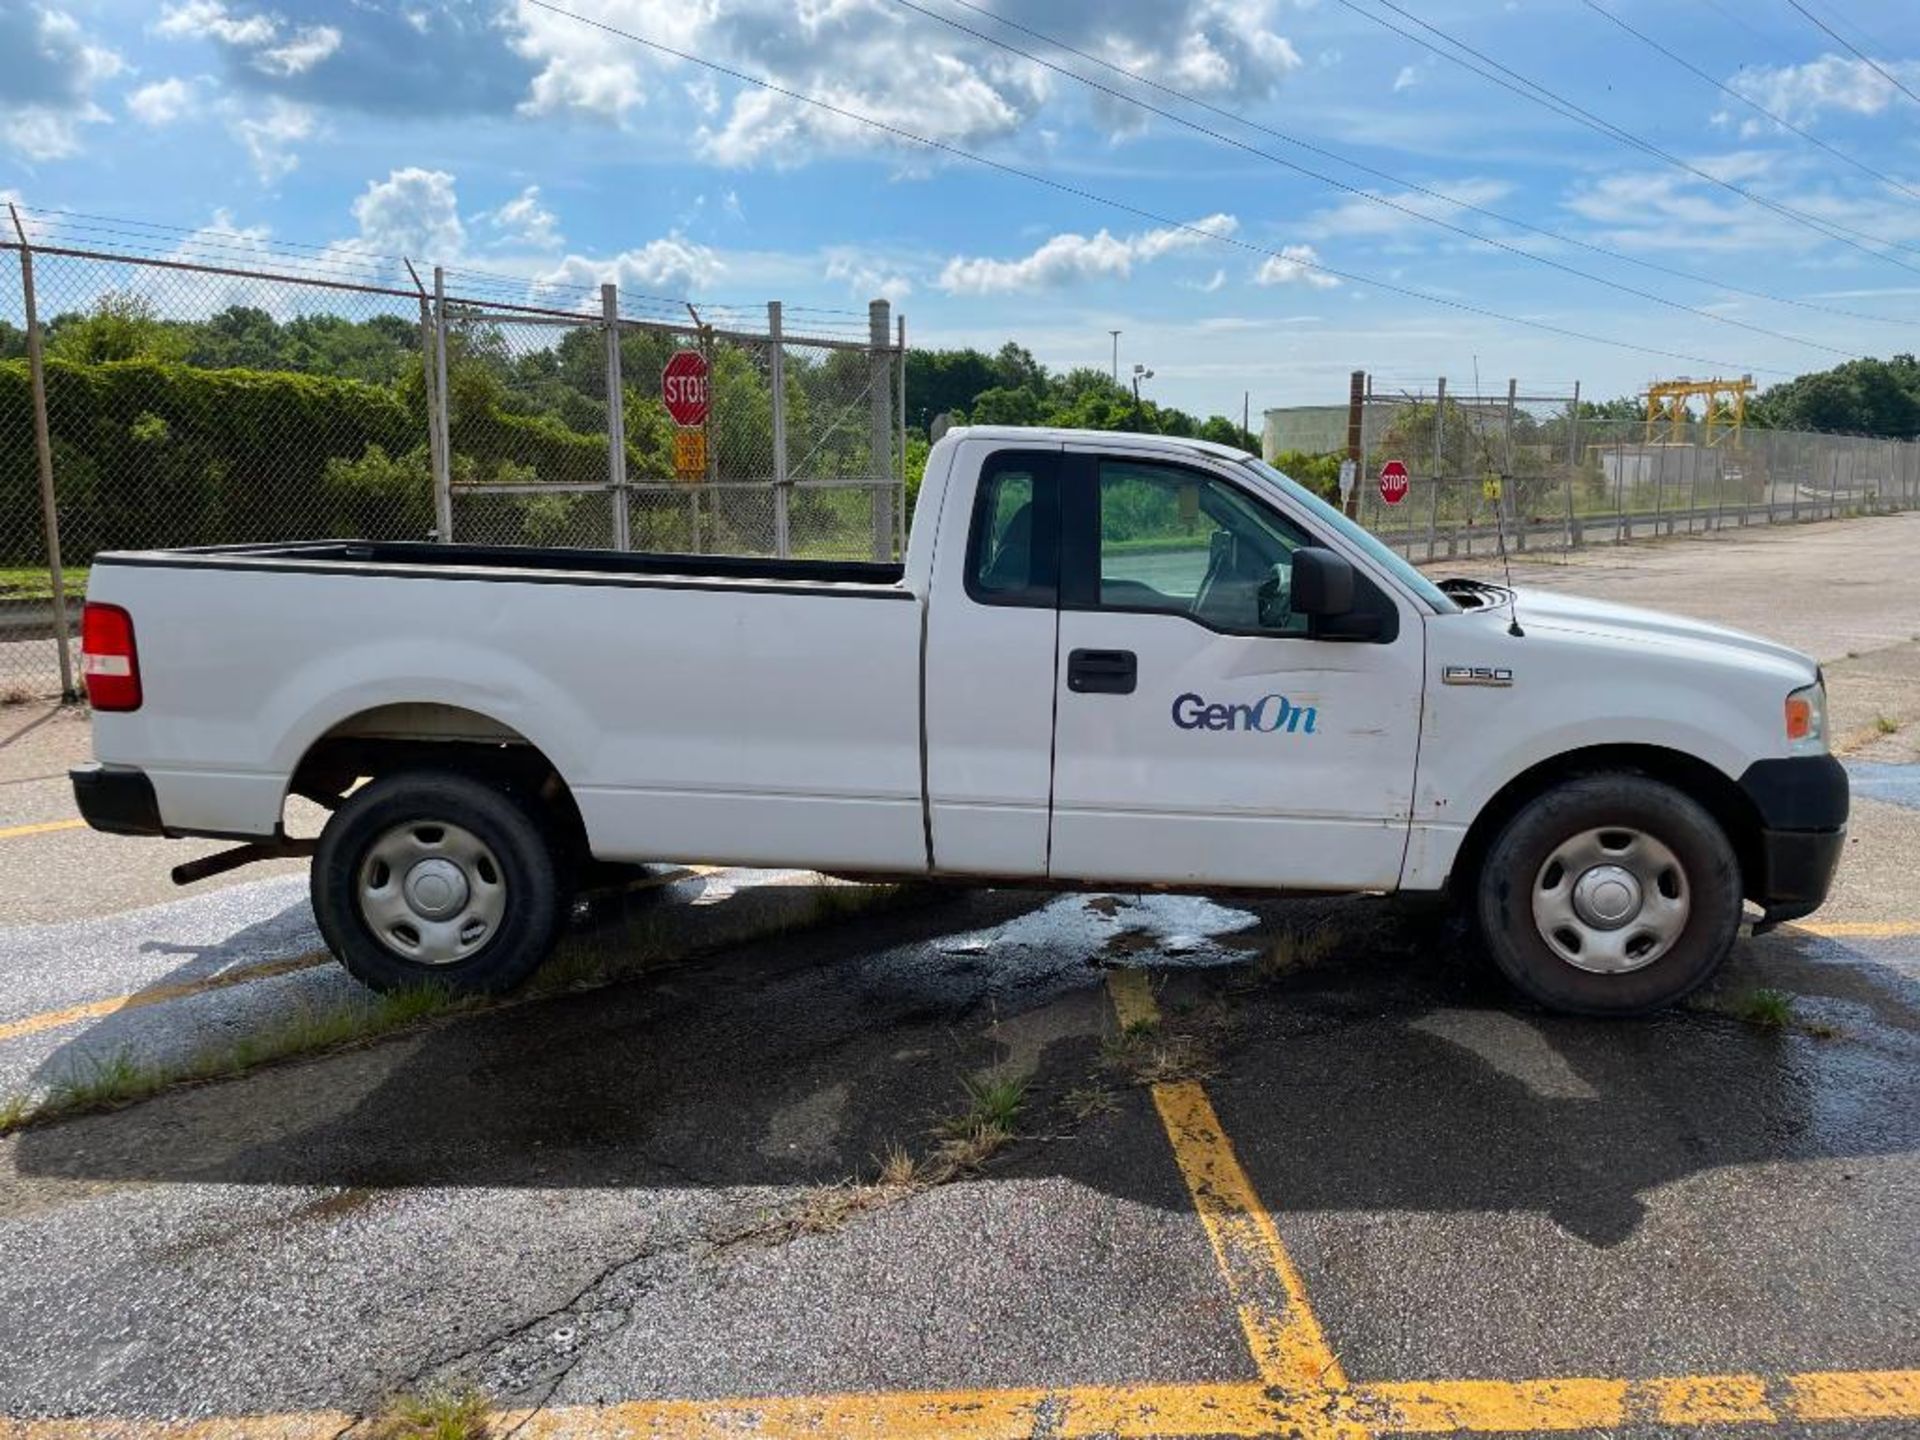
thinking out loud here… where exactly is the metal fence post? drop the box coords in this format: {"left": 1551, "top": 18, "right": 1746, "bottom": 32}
{"left": 1504, "top": 378, "right": 1521, "bottom": 551}
{"left": 868, "top": 298, "right": 894, "bottom": 561}
{"left": 1425, "top": 377, "right": 1444, "bottom": 563}
{"left": 12, "top": 217, "right": 76, "bottom": 698}
{"left": 769, "top": 300, "right": 790, "bottom": 558}
{"left": 1565, "top": 381, "right": 1580, "bottom": 549}
{"left": 431, "top": 267, "right": 455, "bottom": 541}
{"left": 416, "top": 293, "right": 453, "bottom": 542}
{"left": 602, "top": 284, "right": 630, "bottom": 551}
{"left": 897, "top": 312, "right": 908, "bottom": 558}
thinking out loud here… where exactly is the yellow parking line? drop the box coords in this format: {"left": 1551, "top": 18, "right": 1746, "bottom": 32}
{"left": 8, "top": 1371, "right": 1918, "bottom": 1440}
{"left": 0, "top": 954, "right": 333, "bottom": 1044}
{"left": 0, "top": 866, "right": 719, "bottom": 1048}
{"left": 0, "top": 818, "right": 85, "bottom": 841}
{"left": 1789, "top": 919, "right": 1920, "bottom": 938}
{"left": 1105, "top": 969, "right": 1353, "bottom": 1410}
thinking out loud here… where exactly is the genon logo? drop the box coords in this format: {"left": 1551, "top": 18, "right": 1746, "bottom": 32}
{"left": 1171, "top": 692, "right": 1318, "bottom": 735}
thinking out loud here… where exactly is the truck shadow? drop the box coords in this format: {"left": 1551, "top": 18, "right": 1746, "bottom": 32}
{"left": 13, "top": 889, "right": 1919, "bottom": 1251}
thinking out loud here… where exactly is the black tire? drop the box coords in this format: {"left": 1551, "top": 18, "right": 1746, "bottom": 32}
{"left": 311, "top": 769, "right": 566, "bottom": 996}
{"left": 1474, "top": 773, "right": 1742, "bottom": 1016}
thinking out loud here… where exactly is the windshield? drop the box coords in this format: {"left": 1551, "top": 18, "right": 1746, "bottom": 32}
{"left": 1238, "top": 457, "right": 1458, "bottom": 614}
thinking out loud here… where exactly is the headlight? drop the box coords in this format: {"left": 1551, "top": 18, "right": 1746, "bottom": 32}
{"left": 1785, "top": 680, "right": 1828, "bottom": 755}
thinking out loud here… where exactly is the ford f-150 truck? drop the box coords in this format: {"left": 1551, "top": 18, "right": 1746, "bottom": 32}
{"left": 70, "top": 427, "right": 1847, "bottom": 1015}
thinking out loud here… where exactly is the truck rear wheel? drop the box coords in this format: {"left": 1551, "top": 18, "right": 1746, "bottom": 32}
{"left": 1475, "top": 773, "right": 1742, "bottom": 1016}
{"left": 312, "top": 769, "right": 565, "bottom": 996}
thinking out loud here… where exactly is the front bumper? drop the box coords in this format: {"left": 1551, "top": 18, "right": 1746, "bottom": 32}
{"left": 1738, "top": 755, "right": 1848, "bottom": 926}
{"left": 70, "top": 762, "right": 165, "bottom": 837}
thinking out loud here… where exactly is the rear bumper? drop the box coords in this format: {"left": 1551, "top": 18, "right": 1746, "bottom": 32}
{"left": 70, "top": 762, "right": 165, "bottom": 837}
{"left": 1738, "top": 755, "right": 1848, "bottom": 925}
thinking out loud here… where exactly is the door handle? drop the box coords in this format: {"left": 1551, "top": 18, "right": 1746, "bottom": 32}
{"left": 1068, "top": 648, "right": 1137, "bottom": 695}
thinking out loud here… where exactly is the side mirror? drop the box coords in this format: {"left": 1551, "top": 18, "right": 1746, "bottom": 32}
{"left": 1290, "top": 547, "right": 1355, "bottom": 617}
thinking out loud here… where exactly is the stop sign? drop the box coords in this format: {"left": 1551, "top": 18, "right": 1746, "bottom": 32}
{"left": 662, "top": 350, "right": 711, "bottom": 427}
{"left": 1378, "top": 458, "right": 1410, "bottom": 505}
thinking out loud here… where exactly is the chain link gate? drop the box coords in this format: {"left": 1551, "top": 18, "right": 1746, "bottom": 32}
{"left": 0, "top": 207, "right": 906, "bottom": 703}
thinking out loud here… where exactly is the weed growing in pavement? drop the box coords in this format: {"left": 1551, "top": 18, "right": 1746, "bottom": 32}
{"left": 0, "top": 685, "right": 34, "bottom": 707}
{"left": 1733, "top": 988, "right": 1794, "bottom": 1030}
{"left": 368, "top": 1385, "right": 491, "bottom": 1440}
{"left": 1100, "top": 1026, "right": 1215, "bottom": 1087}
{"left": 956, "top": 1071, "right": 1027, "bottom": 1133}
{"left": 46, "top": 1047, "right": 168, "bottom": 1113}
{"left": 1254, "top": 924, "right": 1342, "bottom": 981}
{"left": 0, "top": 1092, "right": 32, "bottom": 1135}
{"left": 1875, "top": 714, "right": 1901, "bottom": 735}
{"left": 12, "top": 987, "right": 470, "bottom": 1131}
{"left": 1063, "top": 1082, "right": 1121, "bottom": 1123}
{"left": 877, "top": 1142, "right": 920, "bottom": 1188}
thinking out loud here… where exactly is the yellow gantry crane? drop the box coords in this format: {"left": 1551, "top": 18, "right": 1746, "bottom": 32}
{"left": 1645, "top": 375, "right": 1754, "bottom": 446}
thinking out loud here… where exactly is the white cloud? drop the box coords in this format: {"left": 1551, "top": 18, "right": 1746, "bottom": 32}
{"left": 938, "top": 214, "right": 1239, "bottom": 294}
{"left": 157, "top": 3, "right": 339, "bottom": 78}
{"left": 507, "top": 0, "right": 1304, "bottom": 168}
{"left": 128, "top": 77, "right": 196, "bottom": 127}
{"left": 351, "top": 167, "right": 466, "bottom": 257}
{"left": 1254, "top": 244, "right": 1340, "bottom": 288}
{"left": 485, "top": 185, "right": 562, "bottom": 250}
{"left": 1392, "top": 64, "right": 1421, "bottom": 93}
{"left": 229, "top": 96, "right": 314, "bottom": 181}
{"left": 825, "top": 250, "right": 912, "bottom": 304}
{"left": 537, "top": 235, "right": 724, "bottom": 298}
{"left": 255, "top": 25, "right": 341, "bottom": 77}
{"left": 157, "top": 0, "right": 274, "bottom": 47}
{"left": 0, "top": 6, "right": 125, "bottom": 160}
{"left": 1728, "top": 53, "right": 1920, "bottom": 130}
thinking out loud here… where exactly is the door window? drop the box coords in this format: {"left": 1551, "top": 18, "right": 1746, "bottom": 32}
{"left": 1095, "top": 460, "right": 1311, "bottom": 634}
{"left": 966, "top": 452, "right": 1059, "bottom": 605}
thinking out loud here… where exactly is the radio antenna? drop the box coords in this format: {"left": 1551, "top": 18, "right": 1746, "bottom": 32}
{"left": 1472, "top": 356, "right": 1524, "bottom": 638}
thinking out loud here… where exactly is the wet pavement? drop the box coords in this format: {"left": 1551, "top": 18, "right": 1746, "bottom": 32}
{"left": 0, "top": 515, "right": 1915, "bottom": 1437}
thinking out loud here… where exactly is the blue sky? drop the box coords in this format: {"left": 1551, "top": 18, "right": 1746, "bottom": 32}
{"left": 2, "top": 0, "right": 1918, "bottom": 418}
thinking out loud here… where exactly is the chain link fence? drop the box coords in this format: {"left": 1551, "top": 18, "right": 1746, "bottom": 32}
{"left": 1346, "top": 380, "right": 1919, "bottom": 563}
{"left": 0, "top": 210, "right": 904, "bottom": 701}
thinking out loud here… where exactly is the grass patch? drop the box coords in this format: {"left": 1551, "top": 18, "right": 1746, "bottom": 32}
{"left": 1875, "top": 714, "right": 1901, "bottom": 735}
{"left": 1063, "top": 1082, "right": 1121, "bottom": 1123}
{"left": 1733, "top": 987, "right": 1794, "bottom": 1030}
{"left": 0, "top": 566, "right": 89, "bottom": 603}
{"left": 368, "top": 1386, "right": 491, "bottom": 1440}
{"left": 9, "top": 985, "right": 471, "bottom": 1132}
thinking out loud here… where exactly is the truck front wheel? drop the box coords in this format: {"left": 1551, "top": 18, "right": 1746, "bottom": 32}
{"left": 1475, "top": 774, "right": 1743, "bottom": 1016}
{"left": 312, "top": 769, "right": 565, "bottom": 995}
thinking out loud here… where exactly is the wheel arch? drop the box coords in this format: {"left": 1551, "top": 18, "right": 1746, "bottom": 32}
{"left": 287, "top": 702, "right": 588, "bottom": 861}
{"left": 1448, "top": 743, "right": 1766, "bottom": 904}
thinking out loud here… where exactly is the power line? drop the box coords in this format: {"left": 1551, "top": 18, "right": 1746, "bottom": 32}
{"left": 920, "top": 0, "right": 1916, "bottom": 333}
{"left": 1579, "top": 0, "right": 1920, "bottom": 204}
{"left": 517, "top": 0, "right": 1796, "bottom": 376}
{"left": 1783, "top": 0, "right": 1920, "bottom": 108}
{"left": 1329, "top": 0, "right": 1920, "bottom": 273}
{"left": 892, "top": 0, "right": 1855, "bottom": 358}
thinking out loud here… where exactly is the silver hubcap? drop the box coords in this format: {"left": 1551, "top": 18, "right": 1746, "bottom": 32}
{"left": 357, "top": 821, "right": 507, "bottom": 965}
{"left": 1532, "top": 827, "right": 1689, "bottom": 974}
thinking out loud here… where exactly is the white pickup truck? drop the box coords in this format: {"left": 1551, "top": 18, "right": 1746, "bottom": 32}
{"left": 71, "top": 426, "right": 1846, "bottom": 1015}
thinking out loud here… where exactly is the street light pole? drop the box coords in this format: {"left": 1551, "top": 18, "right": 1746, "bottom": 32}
{"left": 1109, "top": 330, "right": 1121, "bottom": 385}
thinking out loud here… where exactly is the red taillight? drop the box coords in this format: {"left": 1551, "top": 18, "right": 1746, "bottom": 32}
{"left": 81, "top": 602, "right": 142, "bottom": 711}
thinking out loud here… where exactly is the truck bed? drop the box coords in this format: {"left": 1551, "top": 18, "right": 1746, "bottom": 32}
{"left": 94, "top": 540, "right": 909, "bottom": 592}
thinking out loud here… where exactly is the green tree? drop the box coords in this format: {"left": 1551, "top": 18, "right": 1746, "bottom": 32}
{"left": 46, "top": 292, "right": 188, "bottom": 364}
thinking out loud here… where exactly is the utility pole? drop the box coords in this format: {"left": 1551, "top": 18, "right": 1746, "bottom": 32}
{"left": 1243, "top": 390, "right": 1251, "bottom": 450}
{"left": 1109, "top": 330, "right": 1121, "bottom": 385}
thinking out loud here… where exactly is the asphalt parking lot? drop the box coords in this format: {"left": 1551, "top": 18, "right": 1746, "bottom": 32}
{"left": 1, "top": 514, "right": 1917, "bottom": 1439}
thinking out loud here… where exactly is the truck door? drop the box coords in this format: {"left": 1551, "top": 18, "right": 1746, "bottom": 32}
{"left": 924, "top": 445, "right": 1062, "bottom": 876}
{"left": 1047, "top": 451, "right": 1423, "bottom": 890}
